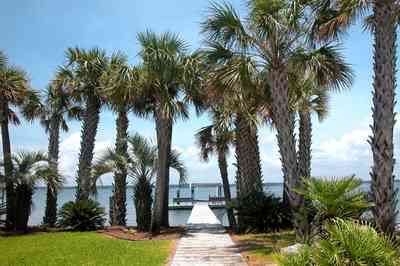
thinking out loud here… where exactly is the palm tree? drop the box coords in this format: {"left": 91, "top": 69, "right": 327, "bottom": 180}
{"left": 202, "top": 1, "right": 353, "bottom": 241}
{"left": 199, "top": 41, "right": 267, "bottom": 199}
{"left": 1, "top": 151, "right": 61, "bottom": 232}
{"left": 137, "top": 31, "right": 199, "bottom": 232}
{"left": 0, "top": 51, "right": 31, "bottom": 229}
{"left": 40, "top": 73, "right": 82, "bottom": 226}
{"left": 93, "top": 132, "right": 187, "bottom": 231}
{"left": 310, "top": 0, "right": 399, "bottom": 234}
{"left": 289, "top": 48, "right": 353, "bottom": 179}
{"left": 195, "top": 107, "right": 237, "bottom": 230}
{"left": 100, "top": 52, "right": 140, "bottom": 226}
{"left": 62, "top": 47, "right": 110, "bottom": 201}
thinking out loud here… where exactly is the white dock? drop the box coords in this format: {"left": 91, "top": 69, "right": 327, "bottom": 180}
{"left": 171, "top": 202, "right": 247, "bottom": 266}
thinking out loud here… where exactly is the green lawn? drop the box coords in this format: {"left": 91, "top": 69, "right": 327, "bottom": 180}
{"left": 0, "top": 232, "right": 172, "bottom": 266}
{"left": 234, "top": 231, "right": 295, "bottom": 264}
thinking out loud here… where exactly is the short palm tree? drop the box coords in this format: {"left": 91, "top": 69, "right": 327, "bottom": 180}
{"left": 299, "top": 176, "right": 372, "bottom": 224}
{"left": 100, "top": 52, "right": 140, "bottom": 226}
{"left": 40, "top": 72, "right": 82, "bottom": 226}
{"left": 195, "top": 107, "right": 236, "bottom": 230}
{"left": 1, "top": 151, "right": 61, "bottom": 232}
{"left": 93, "top": 132, "right": 187, "bottom": 231}
{"left": 137, "top": 31, "right": 198, "bottom": 232}
{"left": 62, "top": 47, "right": 110, "bottom": 201}
{"left": 310, "top": 0, "right": 399, "bottom": 234}
{"left": 0, "top": 51, "right": 34, "bottom": 229}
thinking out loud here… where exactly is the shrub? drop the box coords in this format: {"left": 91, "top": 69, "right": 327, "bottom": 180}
{"left": 274, "top": 219, "right": 399, "bottom": 266}
{"left": 58, "top": 199, "right": 105, "bottom": 231}
{"left": 274, "top": 245, "right": 314, "bottom": 266}
{"left": 235, "top": 192, "right": 292, "bottom": 233}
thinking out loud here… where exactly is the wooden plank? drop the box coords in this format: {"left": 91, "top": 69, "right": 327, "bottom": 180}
{"left": 171, "top": 203, "right": 247, "bottom": 266}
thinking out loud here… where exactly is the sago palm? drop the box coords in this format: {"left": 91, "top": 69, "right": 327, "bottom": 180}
{"left": 310, "top": 0, "right": 399, "bottom": 234}
{"left": 62, "top": 47, "right": 109, "bottom": 201}
{"left": 100, "top": 52, "right": 140, "bottom": 226}
{"left": 137, "top": 31, "right": 199, "bottom": 232}
{"left": 40, "top": 72, "right": 82, "bottom": 226}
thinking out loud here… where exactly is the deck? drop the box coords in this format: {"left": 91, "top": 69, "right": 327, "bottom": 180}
{"left": 170, "top": 202, "right": 247, "bottom": 266}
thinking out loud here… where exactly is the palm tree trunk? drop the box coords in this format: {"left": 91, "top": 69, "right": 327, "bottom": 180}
{"left": 217, "top": 150, "right": 236, "bottom": 231}
{"left": 0, "top": 98, "right": 15, "bottom": 230}
{"left": 15, "top": 184, "right": 32, "bottom": 232}
{"left": 298, "top": 110, "right": 312, "bottom": 179}
{"left": 234, "top": 114, "right": 263, "bottom": 232}
{"left": 269, "top": 68, "right": 308, "bottom": 242}
{"left": 161, "top": 123, "right": 172, "bottom": 228}
{"left": 76, "top": 94, "right": 101, "bottom": 201}
{"left": 151, "top": 111, "right": 172, "bottom": 233}
{"left": 134, "top": 176, "right": 152, "bottom": 232}
{"left": 43, "top": 116, "right": 60, "bottom": 227}
{"left": 234, "top": 113, "right": 263, "bottom": 197}
{"left": 370, "top": 0, "right": 398, "bottom": 234}
{"left": 111, "top": 108, "right": 129, "bottom": 226}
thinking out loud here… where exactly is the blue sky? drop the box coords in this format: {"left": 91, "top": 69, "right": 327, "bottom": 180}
{"left": 1, "top": 0, "right": 399, "bottom": 185}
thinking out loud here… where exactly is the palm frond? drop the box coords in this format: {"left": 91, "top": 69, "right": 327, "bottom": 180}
{"left": 169, "top": 149, "right": 188, "bottom": 184}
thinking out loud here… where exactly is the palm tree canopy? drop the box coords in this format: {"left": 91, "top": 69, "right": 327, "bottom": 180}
{"left": 62, "top": 47, "right": 110, "bottom": 104}
{"left": 0, "top": 63, "right": 30, "bottom": 105}
{"left": 309, "top": 0, "right": 372, "bottom": 42}
{"left": 0, "top": 51, "right": 43, "bottom": 125}
{"left": 40, "top": 71, "right": 83, "bottom": 133}
{"left": 136, "top": 30, "right": 204, "bottom": 120}
{"left": 195, "top": 106, "right": 235, "bottom": 161}
{"left": 100, "top": 52, "right": 141, "bottom": 113}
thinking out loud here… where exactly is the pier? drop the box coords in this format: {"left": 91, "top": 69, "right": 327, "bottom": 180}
{"left": 170, "top": 203, "right": 247, "bottom": 266}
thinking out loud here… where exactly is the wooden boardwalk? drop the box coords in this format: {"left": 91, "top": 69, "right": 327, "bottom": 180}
{"left": 171, "top": 203, "right": 247, "bottom": 266}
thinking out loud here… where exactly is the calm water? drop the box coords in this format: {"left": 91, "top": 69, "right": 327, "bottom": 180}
{"left": 29, "top": 182, "right": 400, "bottom": 226}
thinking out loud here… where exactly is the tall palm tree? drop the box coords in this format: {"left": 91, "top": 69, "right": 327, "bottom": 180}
{"left": 0, "top": 51, "right": 31, "bottom": 229}
{"left": 93, "top": 132, "right": 187, "bottom": 231}
{"left": 202, "top": 0, "right": 353, "bottom": 241}
{"left": 310, "top": 0, "right": 399, "bottom": 234}
{"left": 195, "top": 107, "right": 237, "bottom": 230}
{"left": 62, "top": 48, "right": 110, "bottom": 201}
{"left": 137, "top": 31, "right": 199, "bottom": 232}
{"left": 289, "top": 48, "right": 353, "bottom": 179}
{"left": 40, "top": 73, "right": 82, "bottom": 226}
{"left": 199, "top": 41, "right": 267, "bottom": 199}
{"left": 100, "top": 52, "right": 139, "bottom": 226}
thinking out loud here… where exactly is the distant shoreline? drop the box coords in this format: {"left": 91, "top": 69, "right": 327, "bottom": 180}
{"left": 33, "top": 180, "right": 400, "bottom": 189}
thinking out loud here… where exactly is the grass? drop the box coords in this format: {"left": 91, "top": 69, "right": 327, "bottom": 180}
{"left": 0, "top": 231, "right": 173, "bottom": 266}
{"left": 233, "top": 231, "right": 295, "bottom": 265}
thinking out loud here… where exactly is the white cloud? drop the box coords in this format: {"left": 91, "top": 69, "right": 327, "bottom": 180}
{"left": 314, "top": 128, "right": 370, "bottom": 161}
{"left": 59, "top": 132, "right": 113, "bottom": 185}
